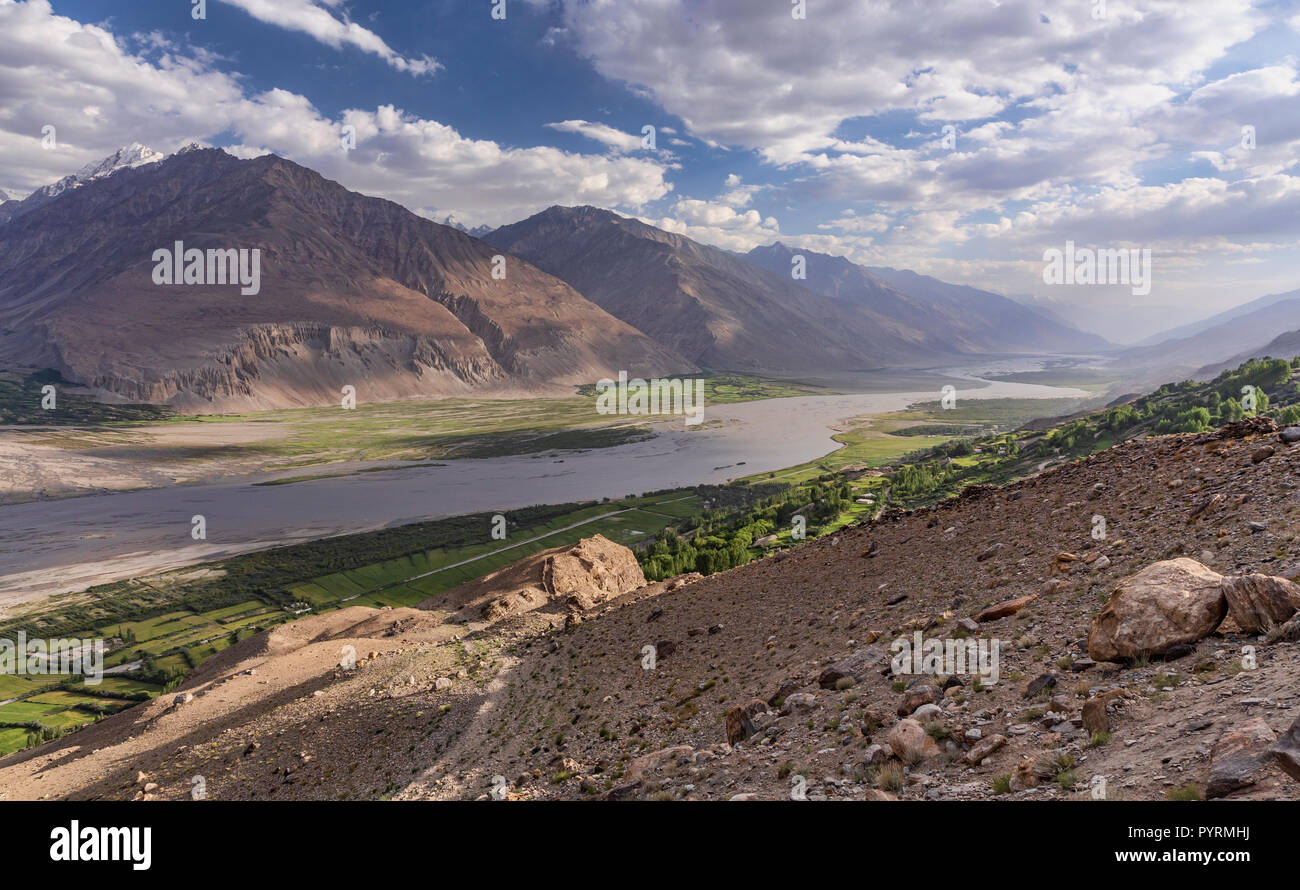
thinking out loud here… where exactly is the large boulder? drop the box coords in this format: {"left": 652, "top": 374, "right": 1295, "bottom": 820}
{"left": 1207, "top": 717, "right": 1276, "bottom": 799}
{"left": 1221, "top": 574, "right": 1300, "bottom": 634}
{"left": 427, "top": 535, "right": 646, "bottom": 622}
{"left": 1087, "top": 558, "right": 1226, "bottom": 661}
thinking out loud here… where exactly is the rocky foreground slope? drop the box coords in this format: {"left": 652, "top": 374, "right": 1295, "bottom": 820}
{"left": 5, "top": 421, "right": 1300, "bottom": 801}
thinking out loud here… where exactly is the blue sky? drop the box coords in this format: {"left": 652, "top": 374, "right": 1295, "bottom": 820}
{"left": 3, "top": 0, "right": 1300, "bottom": 342}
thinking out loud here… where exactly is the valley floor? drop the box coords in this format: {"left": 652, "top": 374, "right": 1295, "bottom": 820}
{"left": 4, "top": 422, "right": 1299, "bottom": 801}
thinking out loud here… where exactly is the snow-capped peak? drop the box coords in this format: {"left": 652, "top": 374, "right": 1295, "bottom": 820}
{"left": 36, "top": 143, "right": 164, "bottom": 201}
{"left": 73, "top": 142, "right": 164, "bottom": 181}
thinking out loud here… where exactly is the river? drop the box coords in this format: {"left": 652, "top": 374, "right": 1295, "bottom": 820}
{"left": 0, "top": 367, "right": 1090, "bottom": 604}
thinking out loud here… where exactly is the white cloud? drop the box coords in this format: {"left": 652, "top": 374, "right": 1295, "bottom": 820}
{"left": 0, "top": 0, "right": 670, "bottom": 225}
{"left": 552, "top": 0, "right": 1262, "bottom": 165}
{"left": 544, "top": 119, "right": 642, "bottom": 152}
{"left": 214, "top": 0, "right": 440, "bottom": 76}
{"left": 645, "top": 197, "right": 781, "bottom": 251}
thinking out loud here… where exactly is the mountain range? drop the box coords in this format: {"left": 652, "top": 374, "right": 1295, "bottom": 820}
{"left": 19, "top": 142, "right": 1288, "bottom": 411}
{"left": 745, "top": 244, "right": 1110, "bottom": 355}
{"left": 1114, "top": 288, "right": 1300, "bottom": 384}
{"left": 0, "top": 145, "right": 688, "bottom": 410}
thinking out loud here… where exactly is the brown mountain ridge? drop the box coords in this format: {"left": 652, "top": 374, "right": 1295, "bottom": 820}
{"left": 0, "top": 147, "right": 694, "bottom": 410}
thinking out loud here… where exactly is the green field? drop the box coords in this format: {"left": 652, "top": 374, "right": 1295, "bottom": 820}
{"left": 287, "top": 495, "right": 703, "bottom": 610}
{"left": 0, "top": 494, "right": 709, "bottom": 755}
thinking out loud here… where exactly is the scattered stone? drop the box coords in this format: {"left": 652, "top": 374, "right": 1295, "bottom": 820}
{"left": 912, "top": 703, "right": 943, "bottom": 722}
{"left": 767, "top": 680, "right": 804, "bottom": 707}
{"left": 965, "top": 733, "right": 1007, "bottom": 765}
{"left": 887, "top": 718, "right": 939, "bottom": 762}
{"left": 1188, "top": 493, "right": 1224, "bottom": 521}
{"left": 1009, "top": 758, "right": 1039, "bottom": 791}
{"left": 897, "top": 685, "right": 939, "bottom": 716}
{"left": 1268, "top": 716, "right": 1300, "bottom": 783}
{"left": 861, "top": 744, "right": 888, "bottom": 766}
{"left": 1082, "top": 689, "right": 1126, "bottom": 735}
{"left": 817, "top": 645, "right": 885, "bottom": 689}
{"left": 1054, "top": 552, "right": 1080, "bottom": 573}
{"left": 975, "top": 593, "right": 1038, "bottom": 623}
{"left": 626, "top": 745, "right": 693, "bottom": 783}
{"left": 1206, "top": 717, "right": 1276, "bottom": 799}
{"left": 782, "top": 692, "right": 817, "bottom": 712}
{"left": 725, "top": 699, "right": 769, "bottom": 745}
{"left": 1024, "top": 671, "right": 1058, "bottom": 697}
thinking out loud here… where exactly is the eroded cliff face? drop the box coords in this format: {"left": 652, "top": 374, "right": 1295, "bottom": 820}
{"left": 430, "top": 292, "right": 522, "bottom": 376}
{"left": 73, "top": 322, "right": 512, "bottom": 410}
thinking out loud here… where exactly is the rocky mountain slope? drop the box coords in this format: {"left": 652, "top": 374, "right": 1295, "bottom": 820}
{"left": 5, "top": 421, "right": 1300, "bottom": 802}
{"left": 0, "top": 148, "right": 692, "bottom": 410}
{"left": 487, "top": 206, "right": 1015, "bottom": 373}
{"left": 746, "top": 244, "right": 1110, "bottom": 355}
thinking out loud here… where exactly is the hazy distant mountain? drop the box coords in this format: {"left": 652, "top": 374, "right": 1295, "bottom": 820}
{"left": 1194, "top": 326, "right": 1300, "bottom": 379}
{"left": 1136, "top": 288, "right": 1300, "bottom": 347}
{"left": 0, "top": 149, "right": 692, "bottom": 410}
{"left": 0, "top": 142, "right": 164, "bottom": 225}
{"left": 487, "top": 206, "right": 1021, "bottom": 373}
{"left": 1117, "top": 292, "right": 1300, "bottom": 381}
{"left": 745, "top": 246, "right": 1111, "bottom": 355}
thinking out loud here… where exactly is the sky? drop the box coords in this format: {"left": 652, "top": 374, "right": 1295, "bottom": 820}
{"left": 1, "top": 0, "right": 1298, "bottom": 343}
